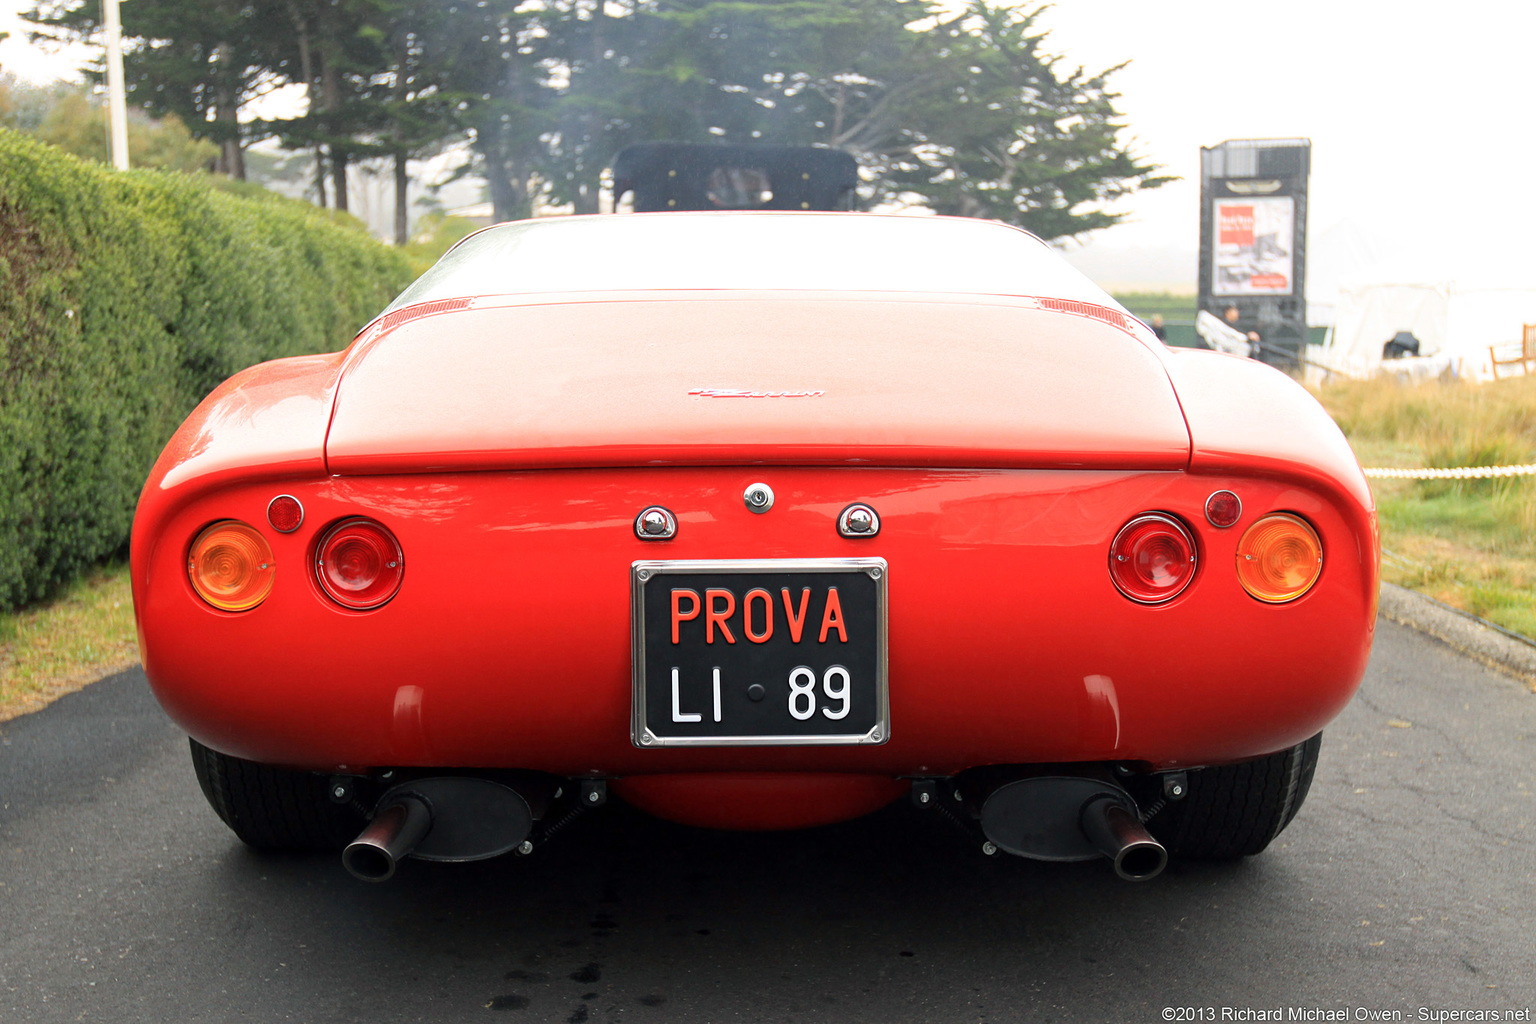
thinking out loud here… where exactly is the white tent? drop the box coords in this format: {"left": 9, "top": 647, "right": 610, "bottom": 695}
{"left": 1316, "top": 253, "right": 1536, "bottom": 381}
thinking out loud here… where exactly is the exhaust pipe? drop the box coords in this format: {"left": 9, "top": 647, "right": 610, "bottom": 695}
{"left": 341, "top": 777, "right": 536, "bottom": 882}
{"left": 977, "top": 775, "right": 1168, "bottom": 881}
{"left": 343, "top": 794, "right": 432, "bottom": 882}
{"left": 1079, "top": 793, "right": 1168, "bottom": 882}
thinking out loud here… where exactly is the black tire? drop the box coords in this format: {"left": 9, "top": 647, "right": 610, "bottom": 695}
{"left": 189, "top": 738, "right": 364, "bottom": 851}
{"left": 1150, "top": 732, "right": 1322, "bottom": 860}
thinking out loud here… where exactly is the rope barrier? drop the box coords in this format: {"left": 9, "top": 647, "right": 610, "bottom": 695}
{"left": 1362, "top": 464, "right": 1536, "bottom": 480}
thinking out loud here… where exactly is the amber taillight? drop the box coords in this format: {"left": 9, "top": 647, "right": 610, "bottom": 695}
{"left": 1109, "top": 513, "right": 1197, "bottom": 604}
{"left": 315, "top": 518, "right": 404, "bottom": 610}
{"left": 1236, "top": 513, "right": 1322, "bottom": 603}
{"left": 188, "top": 520, "right": 276, "bottom": 611}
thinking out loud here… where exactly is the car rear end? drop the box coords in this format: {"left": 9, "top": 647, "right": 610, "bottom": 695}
{"left": 132, "top": 213, "right": 1378, "bottom": 879}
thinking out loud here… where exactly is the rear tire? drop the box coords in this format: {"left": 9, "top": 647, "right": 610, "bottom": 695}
{"left": 189, "top": 738, "right": 363, "bottom": 851}
{"left": 1150, "top": 732, "right": 1322, "bottom": 860}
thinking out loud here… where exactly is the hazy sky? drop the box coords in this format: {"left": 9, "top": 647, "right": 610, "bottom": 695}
{"left": 5, "top": 1, "right": 1534, "bottom": 301}
{"left": 1032, "top": 1, "right": 1536, "bottom": 297}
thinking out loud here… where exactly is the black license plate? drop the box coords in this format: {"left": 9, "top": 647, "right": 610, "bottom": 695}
{"left": 631, "top": 559, "right": 888, "bottom": 747}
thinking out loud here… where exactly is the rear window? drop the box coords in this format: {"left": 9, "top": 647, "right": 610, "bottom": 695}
{"left": 382, "top": 212, "right": 1117, "bottom": 314}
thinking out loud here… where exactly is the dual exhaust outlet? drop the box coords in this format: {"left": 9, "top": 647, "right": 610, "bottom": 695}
{"left": 342, "top": 773, "right": 1167, "bottom": 883}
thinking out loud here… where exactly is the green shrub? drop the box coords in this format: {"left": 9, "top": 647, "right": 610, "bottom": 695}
{"left": 0, "top": 130, "right": 414, "bottom": 610}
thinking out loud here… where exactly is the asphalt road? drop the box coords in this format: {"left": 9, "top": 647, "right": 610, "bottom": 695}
{"left": 1, "top": 618, "right": 1532, "bottom": 1023}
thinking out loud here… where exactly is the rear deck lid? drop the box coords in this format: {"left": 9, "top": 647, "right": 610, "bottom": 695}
{"left": 324, "top": 293, "right": 1191, "bottom": 473}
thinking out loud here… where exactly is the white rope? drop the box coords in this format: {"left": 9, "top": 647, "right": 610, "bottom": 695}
{"left": 1363, "top": 464, "right": 1536, "bottom": 480}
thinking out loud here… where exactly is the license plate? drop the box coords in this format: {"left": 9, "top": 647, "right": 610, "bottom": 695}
{"left": 631, "top": 559, "right": 889, "bottom": 747}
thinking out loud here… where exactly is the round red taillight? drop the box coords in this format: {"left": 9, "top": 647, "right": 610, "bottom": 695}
{"left": 1109, "top": 514, "right": 1197, "bottom": 604}
{"left": 315, "top": 518, "right": 404, "bottom": 610}
{"left": 267, "top": 494, "right": 304, "bottom": 533}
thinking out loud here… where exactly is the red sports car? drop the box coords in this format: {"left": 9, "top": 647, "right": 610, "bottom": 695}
{"left": 131, "top": 212, "right": 1378, "bottom": 882}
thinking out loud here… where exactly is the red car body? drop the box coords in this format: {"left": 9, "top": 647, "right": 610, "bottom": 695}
{"left": 132, "top": 213, "right": 1377, "bottom": 851}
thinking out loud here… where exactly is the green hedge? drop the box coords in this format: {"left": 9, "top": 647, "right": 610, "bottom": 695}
{"left": 0, "top": 130, "right": 415, "bottom": 610}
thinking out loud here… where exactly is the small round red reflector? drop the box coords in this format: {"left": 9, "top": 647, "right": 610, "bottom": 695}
{"left": 1109, "top": 514, "right": 1197, "bottom": 604}
{"left": 267, "top": 495, "right": 304, "bottom": 533}
{"left": 315, "top": 518, "right": 404, "bottom": 610}
{"left": 188, "top": 520, "right": 275, "bottom": 611}
{"left": 1236, "top": 513, "right": 1322, "bottom": 603}
{"left": 1205, "top": 490, "right": 1242, "bottom": 528}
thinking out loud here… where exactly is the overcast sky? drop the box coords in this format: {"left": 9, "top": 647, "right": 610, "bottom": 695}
{"left": 5, "top": 1, "right": 1534, "bottom": 302}
{"left": 1031, "top": 1, "right": 1536, "bottom": 298}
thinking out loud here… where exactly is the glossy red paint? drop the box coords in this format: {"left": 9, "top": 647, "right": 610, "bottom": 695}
{"left": 136, "top": 464, "right": 1375, "bottom": 780}
{"left": 130, "top": 223, "right": 1380, "bottom": 831}
{"left": 323, "top": 294, "right": 1192, "bottom": 474}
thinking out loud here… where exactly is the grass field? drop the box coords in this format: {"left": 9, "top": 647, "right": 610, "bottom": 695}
{"left": 1315, "top": 374, "right": 1536, "bottom": 639}
{"left": 0, "top": 561, "right": 137, "bottom": 722}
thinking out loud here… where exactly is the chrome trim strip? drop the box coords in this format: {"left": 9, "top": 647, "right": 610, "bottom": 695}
{"left": 631, "top": 557, "right": 889, "bottom": 749}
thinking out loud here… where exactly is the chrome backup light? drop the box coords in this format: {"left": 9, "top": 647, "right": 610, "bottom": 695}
{"left": 1109, "top": 513, "right": 1198, "bottom": 604}
{"left": 838, "top": 503, "right": 881, "bottom": 538}
{"left": 635, "top": 506, "right": 677, "bottom": 540}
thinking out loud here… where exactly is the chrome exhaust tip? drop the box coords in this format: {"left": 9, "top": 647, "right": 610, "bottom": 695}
{"left": 342, "top": 794, "right": 432, "bottom": 882}
{"left": 977, "top": 775, "right": 1168, "bottom": 881}
{"left": 1079, "top": 793, "right": 1168, "bottom": 882}
{"left": 341, "top": 777, "right": 536, "bottom": 882}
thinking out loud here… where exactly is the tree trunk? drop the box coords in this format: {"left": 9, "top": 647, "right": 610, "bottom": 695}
{"left": 331, "top": 149, "right": 349, "bottom": 213}
{"left": 211, "top": 44, "right": 245, "bottom": 179}
{"left": 322, "top": 56, "right": 347, "bottom": 212}
{"left": 314, "top": 149, "right": 328, "bottom": 208}
{"left": 394, "top": 150, "right": 409, "bottom": 245}
{"left": 479, "top": 137, "right": 529, "bottom": 223}
{"left": 290, "top": 7, "right": 326, "bottom": 207}
{"left": 219, "top": 138, "right": 246, "bottom": 179}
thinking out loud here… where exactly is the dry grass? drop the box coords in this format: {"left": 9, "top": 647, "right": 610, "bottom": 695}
{"left": 0, "top": 562, "right": 138, "bottom": 722}
{"left": 1313, "top": 374, "right": 1536, "bottom": 638}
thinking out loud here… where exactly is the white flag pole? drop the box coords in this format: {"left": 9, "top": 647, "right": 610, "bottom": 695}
{"left": 102, "top": 0, "right": 129, "bottom": 170}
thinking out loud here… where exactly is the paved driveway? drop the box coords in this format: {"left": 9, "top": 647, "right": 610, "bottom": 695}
{"left": 1, "top": 618, "right": 1532, "bottom": 1022}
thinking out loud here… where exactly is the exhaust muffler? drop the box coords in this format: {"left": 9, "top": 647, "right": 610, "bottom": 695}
{"left": 342, "top": 777, "right": 535, "bottom": 882}
{"left": 978, "top": 775, "right": 1167, "bottom": 881}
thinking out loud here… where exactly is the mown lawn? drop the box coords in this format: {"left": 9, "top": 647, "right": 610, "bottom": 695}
{"left": 0, "top": 562, "right": 137, "bottom": 722}
{"left": 1316, "top": 374, "right": 1536, "bottom": 638}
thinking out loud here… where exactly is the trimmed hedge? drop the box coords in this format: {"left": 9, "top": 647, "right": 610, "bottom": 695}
{"left": 0, "top": 130, "right": 415, "bottom": 610}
